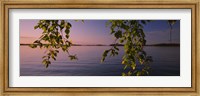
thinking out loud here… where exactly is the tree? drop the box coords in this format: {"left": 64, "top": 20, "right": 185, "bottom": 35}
{"left": 30, "top": 20, "right": 156, "bottom": 76}
{"left": 167, "top": 20, "right": 177, "bottom": 43}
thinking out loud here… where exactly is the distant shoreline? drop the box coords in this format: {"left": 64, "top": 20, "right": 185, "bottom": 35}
{"left": 20, "top": 43, "right": 180, "bottom": 47}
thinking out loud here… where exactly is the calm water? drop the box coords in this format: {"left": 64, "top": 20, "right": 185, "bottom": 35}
{"left": 20, "top": 46, "right": 180, "bottom": 76}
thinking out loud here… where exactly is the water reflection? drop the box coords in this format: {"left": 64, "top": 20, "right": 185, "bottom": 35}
{"left": 20, "top": 46, "right": 180, "bottom": 76}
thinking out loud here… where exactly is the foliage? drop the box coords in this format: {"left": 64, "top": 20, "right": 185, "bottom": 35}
{"left": 101, "top": 20, "right": 153, "bottom": 76}
{"left": 29, "top": 20, "right": 78, "bottom": 68}
{"left": 168, "top": 20, "right": 177, "bottom": 43}
{"left": 30, "top": 20, "right": 177, "bottom": 75}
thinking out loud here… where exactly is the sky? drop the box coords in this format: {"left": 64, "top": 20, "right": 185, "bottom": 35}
{"left": 20, "top": 20, "right": 180, "bottom": 45}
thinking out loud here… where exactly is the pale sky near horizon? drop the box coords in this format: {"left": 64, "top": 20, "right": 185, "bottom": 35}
{"left": 20, "top": 20, "right": 180, "bottom": 45}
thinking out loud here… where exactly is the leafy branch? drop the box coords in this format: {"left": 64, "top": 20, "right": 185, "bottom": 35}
{"left": 101, "top": 20, "right": 153, "bottom": 76}
{"left": 29, "top": 20, "right": 78, "bottom": 68}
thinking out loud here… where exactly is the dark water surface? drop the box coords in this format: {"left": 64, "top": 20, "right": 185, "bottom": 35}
{"left": 20, "top": 46, "right": 180, "bottom": 76}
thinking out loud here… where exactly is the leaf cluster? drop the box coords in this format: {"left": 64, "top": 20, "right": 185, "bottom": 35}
{"left": 29, "top": 20, "right": 78, "bottom": 68}
{"left": 102, "top": 20, "right": 153, "bottom": 76}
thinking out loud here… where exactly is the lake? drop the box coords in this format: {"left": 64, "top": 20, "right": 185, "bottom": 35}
{"left": 20, "top": 46, "right": 180, "bottom": 76}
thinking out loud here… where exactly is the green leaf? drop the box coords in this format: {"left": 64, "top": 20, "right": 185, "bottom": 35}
{"left": 141, "top": 20, "right": 146, "bottom": 25}
{"left": 39, "top": 24, "right": 43, "bottom": 28}
{"left": 62, "top": 45, "right": 68, "bottom": 51}
{"left": 115, "top": 52, "right": 118, "bottom": 55}
{"left": 42, "top": 35, "right": 49, "bottom": 41}
{"left": 40, "top": 20, "right": 45, "bottom": 23}
{"left": 114, "top": 31, "right": 122, "bottom": 39}
{"left": 101, "top": 50, "right": 110, "bottom": 62}
{"left": 68, "top": 55, "right": 78, "bottom": 60}
{"left": 146, "top": 71, "right": 149, "bottom": 75}
{"left": 52, "top": 56, "right": 56, "bottom": 60}
{"left": 81, "top": 20, "right": 84, "bottom": 23}
{"left": 29, "top": 44, "right": 37, "bottom": 48}
{"left": 128, "top": 71, "right": 132, "bottom": 76}
{"left": 65, "top": 34, "right": 69, "bottom": 39}
{"left": 55, "top": 50, "right": 59, "bottom": 53}
{"left": 121, "top": 59, "right": 128, "bottom": 64}
{"left": 34, "top": 40, "right": 40, "bottom": 44}
{"left": 123, "top": 65, "right": 127, "bottom": 70}
{"left": 103, "top": 50, "right": 109, "bottom": 57}
{"left": 42, "top": 56, "right": 46, "bottom": 59}
{"left": 110, "top": 30, "right": 115, "bottom": 34}
{"left": 119, "top": 39, "right": 124, "bottom": 43}
{"left": 136, "top": 71, "right": 141, "bottom": 76}
{"left": 65, "top": 29, "right": 70, "bottom": 34}
{"left": 42, "top": 26, "right": 46, "bottom": 31}
{"left": 50, "top": 26, "right": 54, "bottom": 31}
{"left": 114, "top": 46, "right": 119, "bottom": 51}
{"left": 121, "top": 23, "right": 128, "bottom": 29}
{"left": 122, "top": 72, "right": 126, "bottom": 76}
{"left": 168, "top": 20, "right": 177, "bottom": 26}
{"left": 42, "top": 59, "right": 47, "bottom": 64}
{"left": 68, "top": 23, "right": 72, "bottom": 27}
{"left": 131, "top": 63, "right": 136, "bottom": 70}
{"left": 45, "top": 64, "right": 49, "bottom": 68}
{"left": 60, "top": 20, "right": 65, "bottom": 28}
{"left": 34, "top": 25, "right": 38, "bottom": 29}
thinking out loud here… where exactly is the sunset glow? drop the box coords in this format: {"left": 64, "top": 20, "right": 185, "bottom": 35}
{"left": 20, "top": 20, "right": 180, "bottom": 45}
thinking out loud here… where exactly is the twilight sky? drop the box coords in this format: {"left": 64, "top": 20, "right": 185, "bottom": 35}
{"left": 20, "top": 20, "right": 180, "bottom": 45}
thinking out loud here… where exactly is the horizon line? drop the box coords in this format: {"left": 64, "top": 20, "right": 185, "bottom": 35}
{"left": 20, "top": 43, "right": 180, "bottom": 46}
